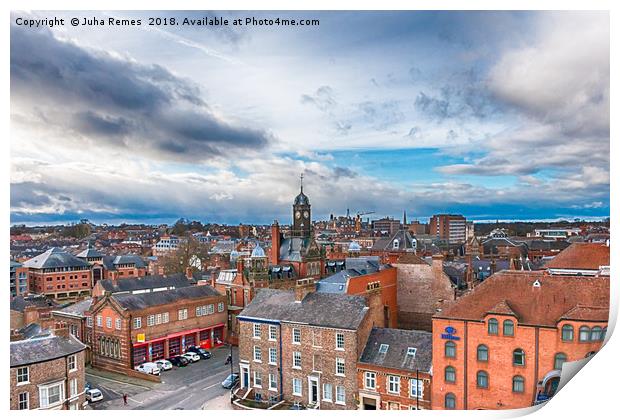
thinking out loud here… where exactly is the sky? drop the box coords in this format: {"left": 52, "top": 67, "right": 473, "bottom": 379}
{"left": 10, "top": 11, "right": 610, "bottom": 225}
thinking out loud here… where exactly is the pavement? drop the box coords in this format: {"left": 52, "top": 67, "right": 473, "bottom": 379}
{"left": 86, "top": 346, "right": 237, "bottom": 410}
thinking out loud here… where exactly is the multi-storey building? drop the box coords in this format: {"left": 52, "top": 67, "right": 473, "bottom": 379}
{"left": 429, "top": 214, "right": 467, "bottom": 244}
{"left": 10, "top": 260, "right": 29, "bottom": 297}
{"left": 236, "top": 281, "right": 385, "bottom": 409}
{"left": 22, "top": 248, "right": 92, "bottom": 301}
{"left": 372, "top": 217, "right": 401, "bottom": 236}
{"left": 10, "top": 328, "right": 86, "bottom": 410}
{"left": 51, "top": 299, "right": 94, "bottom": 364}
{"left": 88, "top": 285, "right": 227, "bottom": 372}
{"left": 76, "top": 245, "right": 148, "bottom": 284}
{"left": 357, "top": 328, "right": 432, "bottom": 410}
{"left": 431, "top": 271, "right": 609, "bottom": 410}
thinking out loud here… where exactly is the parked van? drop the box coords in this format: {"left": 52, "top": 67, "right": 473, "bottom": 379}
{"left": 135, "top": 362, "right": 161, "bottom": 375}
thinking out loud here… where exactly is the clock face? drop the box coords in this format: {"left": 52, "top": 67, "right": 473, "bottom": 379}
{"left": 303, "top": 211, "right": 309, "bottom": 219}
{"left": 295, "top": 211, "right": 301, "bottom": 219}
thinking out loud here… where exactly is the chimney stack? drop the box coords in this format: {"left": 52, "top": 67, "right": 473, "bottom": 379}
{"left": 270, "top": 221, "right": 280, "bottom": 265}
{"left": 185, "top": 265, "right": 194, "bottom": 281}
{"left": 295, "top": 278, "right": 316, "bottom": 303}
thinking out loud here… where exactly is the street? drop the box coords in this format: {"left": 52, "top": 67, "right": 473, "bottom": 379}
{"left": 87, "top": 346, "right": 238, "bottom": 410}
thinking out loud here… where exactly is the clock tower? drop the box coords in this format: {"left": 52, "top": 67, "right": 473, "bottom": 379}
{"left": 292, "top": 173, "right": 312, "bottom": 238}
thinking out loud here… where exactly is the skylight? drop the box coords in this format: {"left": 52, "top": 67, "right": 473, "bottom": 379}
{"left": 379, "top": 344, "right": 389, "bottom": 353}
{"left": 407, "top": 347, "right": 417, "bottom": 357}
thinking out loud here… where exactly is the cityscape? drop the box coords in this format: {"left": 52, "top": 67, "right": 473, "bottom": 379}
{"left": 9, "top": 9, "right": 610, "bottom": 412}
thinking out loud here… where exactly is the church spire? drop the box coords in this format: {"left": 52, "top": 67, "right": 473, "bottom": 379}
{"left": 300, "top": 172, "right": 304, "bottom": 193}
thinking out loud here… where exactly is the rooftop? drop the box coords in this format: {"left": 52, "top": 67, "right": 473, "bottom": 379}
{"left": 359, "top": 327, "right": 432, "bottom": 373}
{"left": 11, "top": 333, "right": 86, "bottom": 367}
{"left": 98, "top": 273, "right": 192, "bottom": 294}
{"left": 545, "top": 242, "right": 610, "bottom": 271}
{"left": 23, "top": 247, "right": 90, "bottom": 270}
{"left": 113, "top": 284, "right": 221, "bottom": 311}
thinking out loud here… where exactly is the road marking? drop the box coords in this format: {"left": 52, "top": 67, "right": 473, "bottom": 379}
{"left": 86, "top": 373, "right": 151, "bottom": 390}
{"left": 173, "top": 395, "right": 192, "bottom": 408}
{"left": 129, "top": 397, "right": 143, "bottom": 404}
{"left": 202, "top": 383, "right": 220, "bottom": 391}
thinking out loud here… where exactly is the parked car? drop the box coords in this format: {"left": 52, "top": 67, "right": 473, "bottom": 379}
{"left": 188, "top": 346, "right": 212, "bottom": 359}
{"left": 154, "top": 359, "right": 173, "bottom": 371}
{"left": 168, "top": 355, "right": 190, "bottom": 367}
{"left": 85, "top": 388, "right": 103, "bottom": 403}
{"left": 181, "top": 352, "right": 201, "bottom": 363}
{"left": 85, "top": 382, "right": 92, "bottom": 391}
{"left": 135, "top": 362, "right": 161, "bottom": 375}
{"left": 222, "top": 373, "right": 239, "bottom": 389}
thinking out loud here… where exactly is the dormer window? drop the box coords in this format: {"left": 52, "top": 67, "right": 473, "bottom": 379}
{"left": 393, "top": 239, "right": 400, "bottom": 249}
{"left": 407, "top": 347, "right": 417, "bottom": 357}
{"left": 379, "top": 344, "right": 389, "bottom": 354}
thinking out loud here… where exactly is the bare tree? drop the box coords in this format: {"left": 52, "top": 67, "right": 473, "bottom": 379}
{"left": 160, "top": 234, "right": 210, "bottom": 275}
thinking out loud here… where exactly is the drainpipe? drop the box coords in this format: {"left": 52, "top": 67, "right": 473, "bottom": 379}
{"left": 463, "top": 321, "right": 468, "bottom": 410}
{"left": 279, "top": 323, "right": 283, "bottom": 402}
{"left": 416, "top": 369, "right": 419, "bottom": 410}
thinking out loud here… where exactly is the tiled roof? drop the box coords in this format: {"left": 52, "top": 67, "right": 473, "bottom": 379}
{"left": 239, "top": 289, "right": 369, "bottom": 330}
{"left": 23, "top": 247, "right": 90, "bottom": 269}
{"left": 545, "top": 243, "right": 610, "bottom": 271}
{"left": 559, "top": 305, "right": 609, "bottom": 322}
{"left": 10, "top": 334, "right": 86, "bottom": 367}
{"left": 435, "top": 271, "right": 609, "bottom": 327}
{"left": 396, "top": 254, "right": 429, "bottom": 265}
{"left": 113, "top": 285, "right": 221, "bottom": 311}
{"left": 486, "top": 300, "right": 518, "bottom": 318}
{"left": 359, "top": 328, "right": 432, "bottom": 373}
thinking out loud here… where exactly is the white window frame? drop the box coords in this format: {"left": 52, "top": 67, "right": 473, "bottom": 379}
{"left": 68, "top": 354, "right": 77, "bottom": 372}
{"left": 134, "top": 317, "right": 142, "bottom": 329}
{"left": 115, "top": 318, "right": 121, "bottom": 330}
{"left": 147, "top": 315, "right": 155, "bottom": 326}
{"left": 253, "top": 371, "right": 262, "bottom": 388}
{"left": 162, "top": 312, "right": 169, "bottom": 323}
{"left": 292, "top": 328, "right": 301, "bottom": 344}
{"left": 388, "top": 375, "right": 400, "bottom": 394}
{"left": 269, "top": 325, "right": 277, "bottom": 341}
{"left": 207, "top": 304, "right": 215, "bottom": 314}
{"left": 18, "top": 392, "right": 29, "bottom": 410}
{"left": 253, "top": 346, "right": 262, "bottom": 362}
{"left": 87, "top": 317, "right": 93, "bottom": 327}
{"left": 336, "top": 332, "right": 345, "bottom": 350}
{"left": 365, "top": 371, "right": 376, "bottom": 390}
{"left": 335, "top": 385, "right": 345, "bottom": 405}
{"left": 336, "top": 358, "right": 345, "bottom": 376}
{"left": 410, "top": 379, "right": 423, "bottom": 398}
{"left": 178, "top": 309, "right": 188, "bottom": 320}
{"left": 253, "top": 323, "right": 261, "bottom": 339}
{"left": 218, "top": 302, "right": 225, "bottom": 312}
{"left": 96, "top": 315, "right": 102, "bottom": 327}
{"left": 292, "top": 378, "right": 302, "bottom": 396}
{"left": 322, "top": 383, "right": 333, "bottom": 401}
{"left": 70, "top": 378, "right": 78, "bottom": 397}
{"left": 269, "top": 374, "right": 277, "bottom": 391}
{"left": 269, "top": 348, "right": 277, "bottom": 365}
{"left": 17, "top": 367, "right": 29, "bottom": 385}
{"left": 155, "top": 313, "right": 162, "bottom": 325}
{"left": 293, "top": 351, "right": 302, "bottom": 369}
{"left": 106, "top": 317, "right": 112, "bottom": 328}
{"left": 38, "top": 381, "right": 64, "bottom": 409}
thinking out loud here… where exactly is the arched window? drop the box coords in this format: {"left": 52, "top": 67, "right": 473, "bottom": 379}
{"left": 579, "top": 326, "right": 591, "bottom": 342}
{"left": 554, "top": 353, "right": 567, "bottom": 370}
{"left": 512, "top": 376, "right": 524, "bottom": 393}
{"left": 590, "top": 326, "right": 602, "bottom": 341}
{"left": 445, "top": 393, "right": 456, "bottom": 410}
{"left": 513, "top": 348, "right": 525, "bottom": 366}
{"left": 503, "top": 320, "right": 514, "bottom": 336}
{"left": 445, "top": 366, "right": 456, "bottom": 383}
{"left": 477, "top": 345, "right": 489, "bottom": 362}
{"left": 476, "top": 371, "right": 488, "bottom": 388}
{"left": 561, "top": 325, "right": 574, "bottom": 341}
{"left": 445, "top": 341, "right": 456, "bottom": 358}
{"left": 488, "top": 318, "right": 499, "bottom": 335}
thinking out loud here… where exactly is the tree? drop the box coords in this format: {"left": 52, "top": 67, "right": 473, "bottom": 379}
{"left": 159, "top": 234, "right": 211, "bottom": 275}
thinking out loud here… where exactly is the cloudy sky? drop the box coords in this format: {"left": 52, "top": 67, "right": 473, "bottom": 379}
{"left": 10, "top": 11, "right": 609, "bottom": 225}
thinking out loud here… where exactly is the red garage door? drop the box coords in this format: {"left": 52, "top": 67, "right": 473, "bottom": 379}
{"left": 168, "top": 337, "right": 181, "bottom": 356}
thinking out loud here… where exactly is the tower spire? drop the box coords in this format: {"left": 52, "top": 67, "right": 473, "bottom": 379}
{"left": 300, "top": 172, "right": 304, "bottom": 193}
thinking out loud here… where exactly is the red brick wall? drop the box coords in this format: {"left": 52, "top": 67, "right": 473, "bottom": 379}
{"left": 357, "top": 363, "right": 432, "bottom": 409}
{"left": 345, "top": 268, "right": 398, "bottom": 328}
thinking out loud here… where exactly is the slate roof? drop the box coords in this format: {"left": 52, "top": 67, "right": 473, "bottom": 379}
{"left": 10, "top": 334, "right": 86, "bottom": 367}
{"left": 317, "top": 257, "right": 386, "bottom": 294}
{"left": 279, "top": 237, "right": 312, "bottom": 262}
{"left": 251, "top": 244, "right": 267, "bottom": 258}
{"left": 23, "top": 247, "right": 90, "bottom": 270}
{"left": 17, "top": 323, "right": 51, "bottom": 339}
{"left": 239, "top": 288, "right": 369, "bottom": 330}
{"left": 54, "top": 298, "right": 93, "bottom": 317}
{"left": 372, "top": 230, "right": 416, "bottom": 252}
{"left": 98, "top": 273, "right": 191, "bottom": 294}
{"left": 113, "top": 285, "right": 221, "bottom": 311}
{"left": 436, "top": 271, "right": 609, "bottom": 327}
{"left": 396, "top": 254, "right": 429, "bottom": 265}
{"left": 112, "top": 254, "right": 147, "bottom": 268}
{"left": 545, "top": 243, "right": 610, "bottom": 271}
{"left": 10, "top": 295, "right": 57, "bottom": 312}
{"left": 359, "top": 328, "right": 432, "bottom": 373}
{"left": 559, "top": 305, "right": 609, "bottom": 322}
{"left": 76, "top": 246, "right": 104, "bottom": 258}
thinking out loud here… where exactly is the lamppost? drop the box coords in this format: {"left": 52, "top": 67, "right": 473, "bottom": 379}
{"left": 229, "top": 343, "right": 234, "bottom": 403}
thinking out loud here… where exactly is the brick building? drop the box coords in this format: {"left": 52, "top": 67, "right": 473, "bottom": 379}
{"left": 10, "top": 329, "right": 86, "bottom": 410}
{"left": 394, "top": 254, "right": 455, "bottom": 331}
{"left": 10, "top": 260, "right": 29, "bottom": 297}
{"left": 429, "top": 214, "right": 467, "bottom": 244}
{"left": 317, "top": 256, "right": 398, "bottom": 328}
{"left": 357, "top": 328, "right": 432, "bottom": 410}
{"left": 236, "top": 282, "right": 385, "bottom": 409}
{"left": 76, "top": 245, "right": 148, "bottom": 284}
{"left": 431, "top": 271, "right": 609, "bottom": 410}
{"left": 370, "top": 230, "right": 417, "bottom": 263}
{"left": 22, "top": 248, "right": 92, "bottom": 301}
{"left": 88, "top": 285, "right": 227, "bottom": 372}
{"left": 10, "top": 294, "right": 59, "bottom": 331}
{"left": 544, "top": 242, "right": 610, "bottom": 276}
{"left": 51, "top": 298, "right": 94, "bottom": 365}
{"left": 91, "top": 273, "right": 192, "bottom": 297}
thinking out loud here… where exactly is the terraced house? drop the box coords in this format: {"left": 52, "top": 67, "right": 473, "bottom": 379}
{"left": 236, "top": 280, "right": 385, "bottom": 409}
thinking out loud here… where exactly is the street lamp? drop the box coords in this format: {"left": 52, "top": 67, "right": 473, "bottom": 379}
{"left": 229, "top": 343, "right": 234, "bottom": 403}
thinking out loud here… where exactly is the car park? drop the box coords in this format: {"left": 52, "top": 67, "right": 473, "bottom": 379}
{"left": 85, "top": 388, "right": 103, "bottom": 403}
{"left": 168, "top": 355, "right": 190, "bottom": 367}
{"left": 222, "top": 373, "right": 240, "bottom": 389}
{"left": 181, "top": 352, "right": 201, "bottom": 363}
{"left": 188, "top": 346, "right": 212, "bottom": 359}
{"left": 135, "top": 362, "right": 161, "bottom": 375}
{"left": 154, "top": 359, "right": 173, "bottom": 371}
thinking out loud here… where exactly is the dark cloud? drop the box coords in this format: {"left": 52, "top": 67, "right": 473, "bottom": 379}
{"left": 10, "top": 24, "right": 271, "bottom": 162}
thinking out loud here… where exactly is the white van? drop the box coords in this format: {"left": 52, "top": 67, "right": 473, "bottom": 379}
{"left": 135, "top": 362, "right": 161, "bottom": 375}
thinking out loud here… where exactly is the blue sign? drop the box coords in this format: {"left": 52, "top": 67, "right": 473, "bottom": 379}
{"left": 441, "top": 326, "right": 460, "bottom": 340}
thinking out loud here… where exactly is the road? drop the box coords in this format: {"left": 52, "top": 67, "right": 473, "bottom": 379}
{"left": 87, "top": 345, "right": 238, "bottom": 410}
